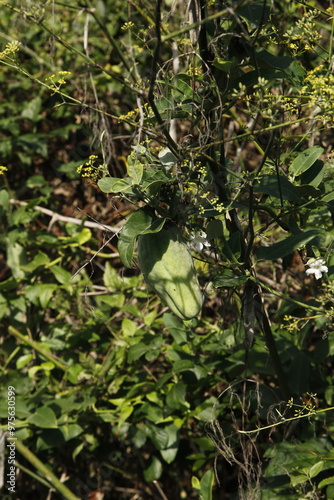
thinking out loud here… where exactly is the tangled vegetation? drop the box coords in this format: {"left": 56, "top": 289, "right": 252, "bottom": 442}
{"left": 1, "top": 1, "right": 334, "bottom": 499}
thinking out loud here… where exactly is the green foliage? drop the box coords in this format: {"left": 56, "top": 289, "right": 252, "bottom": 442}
{"left": 1, "top": 0, "right": 334, "bottom": 499}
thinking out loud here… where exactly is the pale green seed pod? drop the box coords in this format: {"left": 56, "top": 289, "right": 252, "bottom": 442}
{"left": 138, "top": 226, "right": 203, "bottom": 320}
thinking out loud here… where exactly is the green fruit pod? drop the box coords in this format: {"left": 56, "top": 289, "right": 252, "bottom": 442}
{"left": 137, "top": 226, "right": 203, "bottom": 320}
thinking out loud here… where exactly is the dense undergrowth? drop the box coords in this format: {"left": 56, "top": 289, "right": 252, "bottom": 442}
{"left": 1, "top": 1, "right": 334, "bottom": 499}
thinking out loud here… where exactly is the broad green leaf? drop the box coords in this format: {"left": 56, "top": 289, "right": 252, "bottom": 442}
{"left": 158, "top": 148, "right": 177, "bottom": 166}
{"left": 16, "top": 353, "right": 33, "bottom": 369}
{"left": 163, "top": 313, "right": 188, "bottom": 344}
{"left": 147, "top": 425, "right": 169, "bottom": 450}
{"left": 28, "top": 361, "right": 55, "bottom": 378}
{"left": 98, "top": 176, "right": 133, "bottom": 193}
{"left": 28, "top": 406, "right": 58, "bottom": 429}
{"left": 254, "top": 174, "right": 300, "bottom": 201}
{"left": 118, "top": 209, "right": 165, "bottom": 268}
{"left": 0, "top": 188, "right": 9, "bottom": 214}
{"left": 21, "top": 96, "right": 42, "bottom": 121}
{"left": 126, "top": 158, "right": 143, "bottom": 184}
{"left": 300, "top": 160, "right": 325, "bottom": 187}
{"left": 166, "top": 382, "right": 188, "bottom": 410}
{"left": 121, "top": 318, "right": 137, "bottom": 337}
{"left": 293, "top": 184, "right": 320, "bottom": 199}
{"left": 20, "top": 251, "right": 50, "bottom": 272}
{"left": 0, "top": 276, "right": 18, "bottom": 291}
{"left": 128, "top": 342, "right": 151, "bottom": 362}
{"left": 143, "top": 456, "right": 162, "bottom": 481}
{"left": 6, "top": 240, "right": 27, "bottom": 279}
{"left": 172, "top": 359, "right": 194, "bottom": 373}
{"left": 192, "top": 476, "right": 201, "bottom": 490}
{"left": 66, "top": 364, "right": 85, "bottom": 385}
{"left": 309, "top": 461, "right": 324, "bottom": 478}
{"left": 118, "top": 404, "right": 134, "bottom": 424}
{"left": 290, "top": 146, "right": 324, "bottom": 177}
{"left": 200, "top": 469, "right": 214, "bottom": 500}
{"left": 290, "top": 474, "right": 308, "bottom": 487}
{"left": 256, "top": 229, "right": 321, "bottom": 260}
{"left": 103, "top": 261, "right": 123, "bottom": 291}
{"left": 50, "top": 265, "right": 72, "bottom": 284}
{"left": 36, "top": 283, "right": 58, "bottom": 308}
{"left": 213, "top": 269, "right": 248, "bottom": 288}
{"left": 75, "top": 227, "right": 92, "bottom": 245}
{"left": 98, "top": 294, "right": 125, "bottom": 310}
{"left": 59, "top": 424, "right": 83, "bottom": 442}
{"left": 237, "top": 0, "right": 270, "bottom": 26}
{"left": 322, "top": 190, "right": 334, "bottom": 202}
{"left": 318, "top": 476, "right": 334, "bottom": 488}
{"left": 160, "top": 423, "right": 180, "bottom": 464}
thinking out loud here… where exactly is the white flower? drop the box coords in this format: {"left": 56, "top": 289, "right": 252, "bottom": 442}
{"left": 189, "top": 231, "right": 211, "bottom": 252}
{"left": 305, "top": 258, "right": 328, "bottom": 279}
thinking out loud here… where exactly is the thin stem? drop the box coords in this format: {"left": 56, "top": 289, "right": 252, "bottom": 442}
{"left": 148, "top": 0, "right": 179, "bottom": 156}
{"left": 8, "top": 326, "right": 68, "bottom": 371}
{"left": 15, "top": 440, "right": 80, "bottom": 500}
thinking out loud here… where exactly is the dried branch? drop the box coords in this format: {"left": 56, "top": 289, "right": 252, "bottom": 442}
{"left": 9, "top": 199, "right": 120, "bottom": 233}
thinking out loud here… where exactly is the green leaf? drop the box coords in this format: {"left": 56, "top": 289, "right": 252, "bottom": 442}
{"left": 318, "top": 476, "right": 334, "bottom": 488}
{"left": 237, "top": 0, "right": 270, "bottom": 26}
{"left": 143, "top": 456, "right": 163, "bottom": 481}
{"left": 58, "top": 423, "right": 83, "bottom": 442}
{"left": 126, "top": 158, "right": 143, "bottom": 184}
{"left": 160, "top": 423, "right": 180, "bottom": 464}
{"left": 28, "top": 406, "right": 58, "bottom": 429}
{"left": 21, "top": 96, "right": 42, "bottom": 121}
{"left": 50, "top": 265, "right": 72, "bottom": 284}
{"left": 158, "top": 148, "right": 177, "bottom": 166}
{"left": 6, "top": 240, "right": 27, "bottom": 279}
{"left": 309, "top": 461, "right": 324, "bottom": 478}
{"left": 192, "top": 476, "right": 201, "bottom": 490}
{"left": 98, "top": 176, "right": 133, "bottom": 193}
{"left": 0, "top": 188, "right": 9, "bottom": 215}
{"left": 128, "top": 342, "right": 151, "bottom": 362}
{"left": 147, "top": 425, "right": 169, "bottom": 450}
{"left": 200, "top": 469, "right": 214, "bottom": 500}
{"left": 290, "top": 146, "right": 324, "bottom": 177}
{"left": 16, "top": 353, "right": 33, "bottom": 369}
{"left": 166, "top": 382, "right": 188, "bottom": 410}
{"left": 290, "top": 474, "right": 308, "bottom": 487}
{"left": 254, "top": 174, "right": 300, "bottom": 201}
{"left": 213, "top": 269, "right": 249, "bottom": 288}
{"left": 20, "top": 251, "right": 50, "bottom": 272}
{"left": 300, "top": 160, "right": 325, "bottom": 187}
{"left": 121, "top": 318, "right": 137, "bottom": 337}
{"left": 24, "top": 283, "right": 58, "bottom": 308}
{"left": 118, "top": 209, "right": 166, "bottom": 268}
{"left": 256, "top": 230, "right": 321, "bottom": 260}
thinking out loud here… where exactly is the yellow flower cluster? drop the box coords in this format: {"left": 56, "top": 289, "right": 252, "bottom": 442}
{"left": 198, "top": 192, "right": 225, "bottom": 215}
{"left": 118, "top": 103, "right": 152, "bottom": 122}
{"left": 0, "top": 40, "right": 21, "bottom": 59}
{"left": 77, "top": 155, "right": 100, "bottom": 181}
{"left": 0, "top": 165, "right": 8, "bottom": 175}
{"left": 283, "top": 9, "right": 321, "bottom": 52}
{"left": 283, "top": 314, "right": 300, "bottom": 332}
{"left": 121, "top": 22, "right": 135, "bottom": 31}
{"left": 45, "top": 71, "right": 71, "bottom": 94}
{"left": 186, "top": 66, "right": 203, "bottom": 76}
{"left": 301, "top": 65, "right": 334, "bottom": 116}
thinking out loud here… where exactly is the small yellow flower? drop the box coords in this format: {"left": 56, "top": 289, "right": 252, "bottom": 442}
{"left": 0, "top": 40, "right": 21, "bottom": 59}
{"left": 121, "top": 22, "right": 135, "bottom": 31}
{"left": 0, "top": 165, "right": 8, "bottom": 174}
